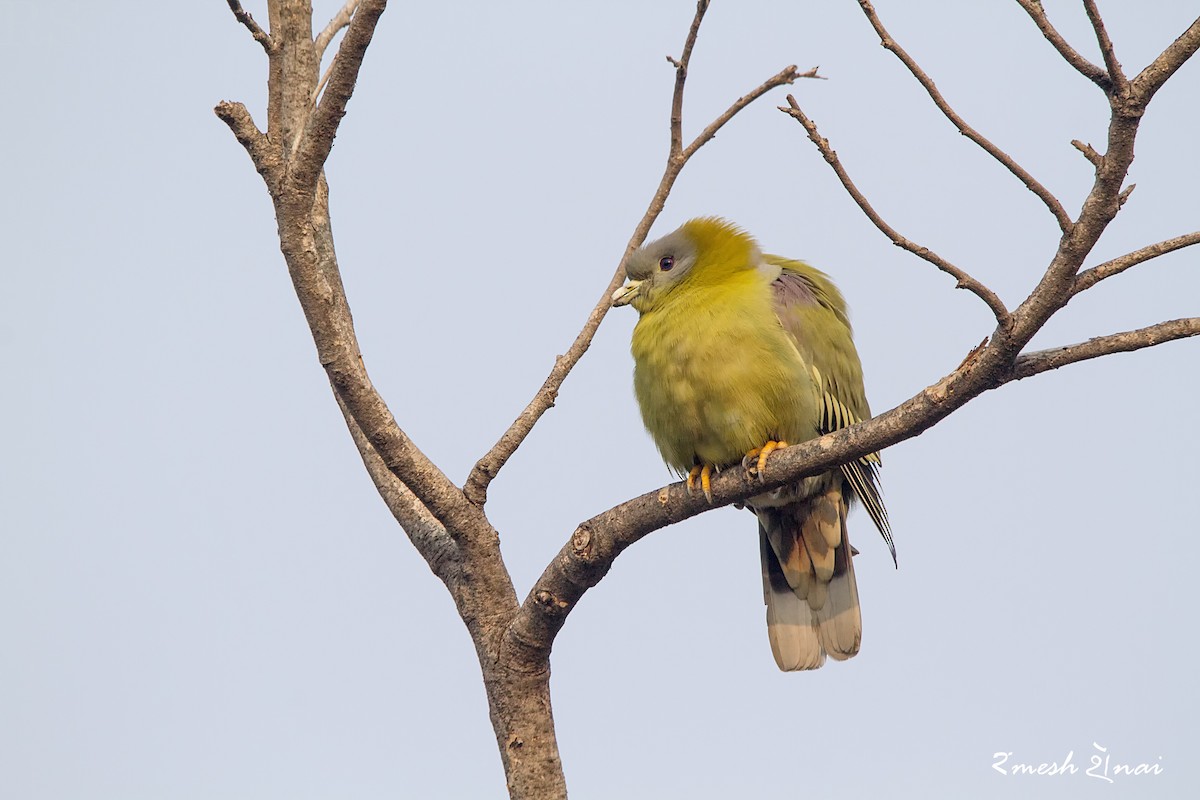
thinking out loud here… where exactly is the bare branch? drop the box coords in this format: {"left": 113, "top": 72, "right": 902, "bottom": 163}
{"left": 1012, "top": 319, "right": 1200, "bottom": 379}
{"left": 309, "top": 0, "right": 364, "bottom": 107}
{"left": 1073, "top": 231, "right": 1200, "bottom": 294}
{"left": 289, "top": 0, "right": 387, "bottom": 196}
{"left": 856, "top": 0, "right": 1074, "bottom": 233}
{"left": 335, "top": 394, "right": 460, "bottom": 581}
{"left": 681, "top": 65, "right": 811, "bottom": 159}
{"left": 780, "top": 95, "right": 1011, "bottom": 325}
{"left": 220, "top": 2, "right": 481, "bottom": 535}
{"left": 214, "top": 101, "right": 284, "bottom": 188}
{"left": 463, "top": 13, "right": 801, "bottom": 506}
{"left": 225, "top": 0, "right": 273, "bottom": 53}
{"left": 1014, "top": 0, "right": 1111, "bottom": 89}
{"left": 1071, "top": 139, "right": 1103, "bottom": 168}
{"left": 1083, "top": 0, "right": 1127, "bottom": 92}
{"left": 510, "top": 312, "right": 1199, "bottom": 658}
{"left": 315, "top": 0, "right": 361, "bottom": 59}
{"left": 1130, "top": 16, "right": 1200, "bottom": 103}
{"left": 668, "top": 0, "right": 711, "bottom": 157}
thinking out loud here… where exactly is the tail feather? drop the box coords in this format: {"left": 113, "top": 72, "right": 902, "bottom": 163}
{"left": 800, "top": 491, "right": 841, "bottom": 584}
{"left": 757, "top": 483, "right": 861, "bottom": 670}
{"left": 760, "top": 531, "right": 824, "bottom": 670}
{"left": 817, "top": 500, "right": 861, "bottom": 659}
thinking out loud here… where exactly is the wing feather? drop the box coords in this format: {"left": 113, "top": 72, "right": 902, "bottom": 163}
{"left": 769, "top": 261, "right": 895, "bottom": 564}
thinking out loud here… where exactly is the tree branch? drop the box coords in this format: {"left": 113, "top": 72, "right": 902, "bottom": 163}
{"left": 1012, "top": 319, "right": 1200, "bottom": 379}
{"left": 225, "top": 0, "right": 273, "bottom": 53}
{"left": 1014, "top": 0, "right": 1111, "bottom": 90}
{"left": 682, "top": 65, "right": 811, "bottom": 160}
{"left": 1071, "top": 138, "right": 1104, "bottom": 168}
{"left": 1073, "top": 230, "right": 1200, "bottom": 294}
{"left": 213, "top": 101, "right": 284, "bottom": 188}
{"left": 462, "top": 14, "right": 805, "bottom": 506}
{"left": 856, "top": 0, "right": 1074, "bottom": 233}
{"left": 315, "top": 0, "right": 360, "bottom": 59}
{"left": 220, "top": 2, "right": 485, "bottom": 537}
{"left": 287, "top": 0, "right": 386, "bottom": 197}
{"left": 780, "top": 95, "right": 1011, "bottom": 325}
{"left": 1083, "top": 0, "right": 1127, "bottom": 92}
{"left": 1129, "top": 15, "right": 1200, "bottom": 103}
{"left": 335, "top": 393, "right": 460, "bottom": 581}
{"left": 668, "top": 0, "right": 710, "bottom": 158}
{"left": 509, "top": 313, "right": 1198, "bottom": 658}
{"left": 1011, "top": 11, "right": 1200, "bottom": 341}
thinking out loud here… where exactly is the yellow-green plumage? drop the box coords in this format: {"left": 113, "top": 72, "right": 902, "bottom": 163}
{"left": 613, "top": 218, "right": 892, "bottom": 671}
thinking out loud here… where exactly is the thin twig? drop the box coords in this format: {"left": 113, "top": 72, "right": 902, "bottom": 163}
{"left": 315, "top": 0, "right": 361, "bottom": 59}
{"left": 462, "top": 6, "right": 802, "bottom": 506}
{"left": 781, "top": 96, "right": 1011, "bottom": 325}
{"left": 1083, "top": 0, "right": 1127, "bottom": 92}
{"left": 681, "top": 65, "right": 810, "bottom": 159}
{"left": 1014, "top": 0, "right": 1111, "bottom": 90}
{"left": 1073, "top": 231, "right": 1200, "bottom": 294}
{"left": 857, "top": 0, "right": 1074, "bottom": 233}
{"left": 1012, "top": 318, "right": 1200, "bottom": 379}
{"left": 669, "top": 0, "right": 711, "bottom": 157}
{"left": 225, "top": 0, "right": 273, "bottom": 53}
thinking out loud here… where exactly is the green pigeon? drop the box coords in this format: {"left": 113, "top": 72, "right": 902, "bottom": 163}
{"left": 613, "top": 217, "right": 893, "bottom": 670}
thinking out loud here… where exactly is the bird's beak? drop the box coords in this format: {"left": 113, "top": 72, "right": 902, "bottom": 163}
{"left": 611, "top": 280, "right": 643, "bottom": 307}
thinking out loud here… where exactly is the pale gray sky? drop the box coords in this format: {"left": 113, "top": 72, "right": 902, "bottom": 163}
{"left": 3, "top": 1, "right": 1198, "bottom": 798}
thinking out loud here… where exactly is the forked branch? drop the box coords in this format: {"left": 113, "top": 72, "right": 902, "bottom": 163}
{"left": 1083, "top": 0, "right": 1127, "bottom": 92}
{"left": 463, "top": 3, "right": 811, "bottom": 506}
{"left": 780, "top": 95, "right": 1011, "bottom": 325}
{"left": 856, "top": 0, "right": 1073, "bottom": 232}
{"left": 1014, "top": 0, "right": 1111, "bottom": 90}
{"left": 289, "top": 0, "right": 385, "bottom": 197}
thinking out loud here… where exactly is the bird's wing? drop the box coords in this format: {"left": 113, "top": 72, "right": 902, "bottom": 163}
{"left": 769, "top": 259, "right": 896, "bottom": 565}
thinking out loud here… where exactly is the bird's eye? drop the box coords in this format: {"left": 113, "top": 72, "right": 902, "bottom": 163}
{"left": 659, "top": 255, "right": 675, "bottom": 271}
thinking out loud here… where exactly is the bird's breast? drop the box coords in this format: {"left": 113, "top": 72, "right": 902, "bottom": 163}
{"left": 630, "top": 284, "right": 818, "bottom": 472}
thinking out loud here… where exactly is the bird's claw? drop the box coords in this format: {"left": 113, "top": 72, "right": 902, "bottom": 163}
{"left": 743, "top": 440, "right": 788, "bottom": 483}
{"left": 687, "top": 464, "right": 715, "bottom": 503}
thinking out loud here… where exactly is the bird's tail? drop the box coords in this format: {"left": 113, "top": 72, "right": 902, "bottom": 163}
{"left": 757, "top": 483, "right": 861, "bottom": 670}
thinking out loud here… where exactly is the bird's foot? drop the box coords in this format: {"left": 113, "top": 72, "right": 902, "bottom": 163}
{"left": 743, "top": 441, "right": 788, "bottom": 482}
{"left": 686, "top": 463, "right": 715, "bottom": 503}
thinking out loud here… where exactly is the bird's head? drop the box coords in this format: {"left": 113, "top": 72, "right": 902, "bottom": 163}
{"left": 612, "top": 217, "right": 764, "bottom": 313}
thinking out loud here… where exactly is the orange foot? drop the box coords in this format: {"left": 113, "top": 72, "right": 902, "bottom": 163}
{"left": 743, "top": 440, "right": 788, "bottom": 481}
{"left": 687, "top": 463, "right": 716, "bottom": 503}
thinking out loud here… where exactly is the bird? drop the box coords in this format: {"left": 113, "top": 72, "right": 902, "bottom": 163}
{"left": 611, "top": 217, "right": 894, "bottom": 670}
